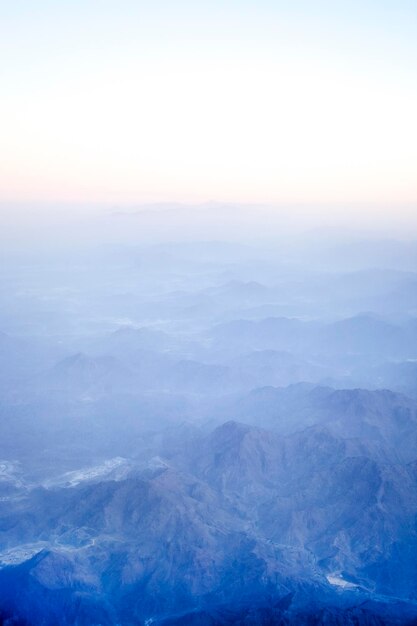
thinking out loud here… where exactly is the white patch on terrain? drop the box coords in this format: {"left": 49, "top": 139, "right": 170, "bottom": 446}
{"left": 0, "top": 542, "right": 48, "bottom": 567}
{"left": 327, "top": 573, "right": 358, "bottom": 589}
{"left": 43, "top": 457, "right": 131, "bottom": 488}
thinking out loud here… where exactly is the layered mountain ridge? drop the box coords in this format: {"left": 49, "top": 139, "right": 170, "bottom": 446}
{"left": 1, "top": 384, "right": 417, "bottom": 624}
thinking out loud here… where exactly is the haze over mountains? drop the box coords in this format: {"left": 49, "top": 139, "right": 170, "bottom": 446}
{"left": 1, "top": 218, "right": 417, "bottom": 624}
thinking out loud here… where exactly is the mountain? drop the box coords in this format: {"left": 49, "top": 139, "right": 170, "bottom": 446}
{"left": 227, "top": 350, "right": 330, "bottom": 388}
{"left": 45, "top": 352, "right": 137, "bottom": 395}
{"left": 2, "top": 379, "right": 417, "bottom": 623}
{"left": 357, "top": 359, "right": 417, "bottom": 398}
{"left": 92, "top": 326, "right": 176, "bottom": 356}
{"left": 2, "top": 414, "right": 417, "bottom": 623}
{"left": 209, "top": 317, "right": 314, "bottom": 354}
{"left": 223, "top": 384, "right": 417, "bottom": 460}
{"left": 0, "top": 460, "right": 323, "bottom": 625}
{"left": 316, "top": 314, "right": 414, "bottom": 357}
{"left": 186, "top": 420, "right": 417, "bottom": 599}
{"left": 209, "top": 313, "right": 417, "bottom": 361}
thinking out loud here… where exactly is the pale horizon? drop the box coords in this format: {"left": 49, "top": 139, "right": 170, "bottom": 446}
{"left": 1, "top": 0, "right": 416, "bottom": 213}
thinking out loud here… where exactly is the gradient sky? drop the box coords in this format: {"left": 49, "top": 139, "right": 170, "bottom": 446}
{"left": 0, "top": 1, "right": 416, "bottom": 207}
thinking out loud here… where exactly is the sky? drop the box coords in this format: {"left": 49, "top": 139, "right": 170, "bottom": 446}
{"left": 0, "top": 0, "right": 416, "bottom": 213}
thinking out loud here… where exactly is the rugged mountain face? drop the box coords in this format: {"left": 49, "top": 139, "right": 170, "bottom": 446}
{"left": 2, "top": 386, "right": 417, "bottom": 624}
{"left": 225, "top": 384, "right": 417, "bottom": 461}
{"left": 185, "top": 419, "right": 417, "bottom": 599}
{"left": 0, "top": 461, "right": 323, "bottom": 625}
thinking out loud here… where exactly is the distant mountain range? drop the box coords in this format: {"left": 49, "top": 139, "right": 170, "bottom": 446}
{"left": 2, "top": 236, "right": 417, "bottom": 624}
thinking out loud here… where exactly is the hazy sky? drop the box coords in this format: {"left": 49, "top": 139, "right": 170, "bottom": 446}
{"left": 1, "top": 1, "right": 416, "bottom": 208}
